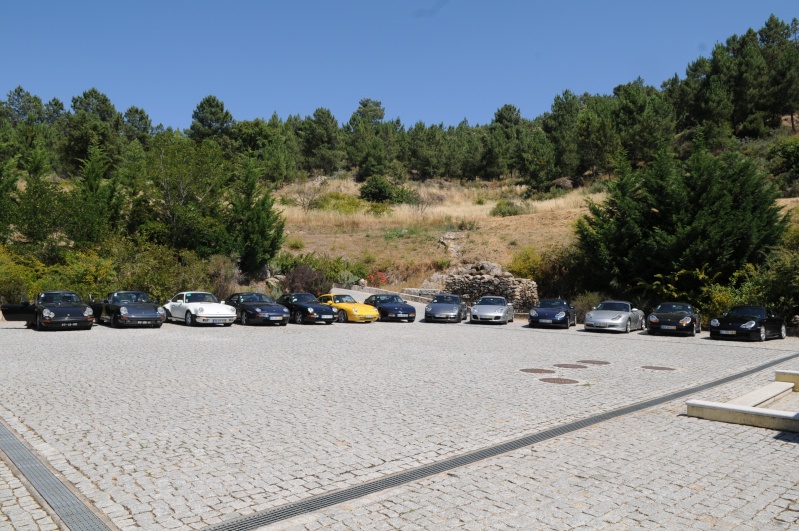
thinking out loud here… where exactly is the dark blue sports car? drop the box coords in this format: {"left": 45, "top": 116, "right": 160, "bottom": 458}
{"left": 528, "top": 299, "right": 576, "bottom": 328}
{"left": 91, "top": 290, "right": 165, "bottom": 328}
{"left": 363, "top": 294, "right": 416, "bottom": 322}
{"left": 224, "top": 292, "right": 290, "bottom": 326}
{"left": 276, "top": 293, "right": 336, "bottom": 324}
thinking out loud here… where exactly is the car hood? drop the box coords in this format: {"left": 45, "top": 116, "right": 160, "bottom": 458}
{"left": 240, "top": 302, "right": 285, "bottom": 311}
{"left": 41, "top": 302, "right": 88, "bottom": 311}
{"left": 530, "top": 307, "right": 566, "bottom": 317}
{"left": 428, "top": 303, "right": 460, "bottom": 311}
{"left": 377, "top": 303, "right": 414, "bottom": 311}
{"left": 716, "top": 315, "right": 762, "bottom": 324}
{"left": 473, "top": 305, "right": 506, "bottom": 313}
{"left": 179, "top": 302, "right": 235, "bottom": 313}
{"left": 652, "top": 312, "right": 692, "bottom": 319}
{"left": 335, "top": 302, "right": 377, "bottom": 311}
{"left": 587, "top": 309, "right": 630, "bottom": 319}
{"left": 294, "top": 302, "right": 334, "bottom": 313}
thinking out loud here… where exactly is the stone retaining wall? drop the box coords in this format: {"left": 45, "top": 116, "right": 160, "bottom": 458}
{"left": 442, "top": 262, "right": 538, "bottom": 312}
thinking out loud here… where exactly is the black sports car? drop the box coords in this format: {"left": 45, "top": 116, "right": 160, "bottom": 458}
{"left": 647, "top": 301, "right": 701, "bottom": 336}
{"left": 1, "top": 290, "right": 94, "bottom": 331}
{"left": 224, "top": 292, "right": 290, "bottom": 325}
{"left": 528, "top": 299, "right": 576, "bottom": 328}
{"left": 363, "top": 294, "right": 416, "bottom": 322}
{"left": 276, "top": 293, "right": 336, "bottom": 324}
{"left": 91, "top": 290, "right": 165, "bottom": 328}
{"left": 709, "top": 305, "right": 786, "bottom": 341}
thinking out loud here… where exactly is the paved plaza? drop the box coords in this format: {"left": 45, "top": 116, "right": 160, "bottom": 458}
{"left": 0, "top": 292, "right": 798, "bottom": 530}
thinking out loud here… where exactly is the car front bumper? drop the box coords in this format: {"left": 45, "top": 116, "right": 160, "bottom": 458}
{"left": 195, "top": 315, "right": 235, "bottom": 324}
{"left": 584, "top": 321, "right": 626, "bottom": 331}
{"left": 425, "top": 312, "right": 460, "bottom": 322}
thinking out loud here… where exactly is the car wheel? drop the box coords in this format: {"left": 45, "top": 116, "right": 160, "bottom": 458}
{"left": 625, "top": 319, "right": 631, "bottom": 333}
{"left": 780, "top": 323, "right": 787, "bottom": 339}
{"left": 689, "top": 322, "right": 696, "bottom": 337}
{"left": 241, "top": 312, "right": 250, "bottom": 326}
{"left": 112, "top": 314, "right": 121, "bottom": 328}
{"left": 186, "top": 311, "right": 196, "bottom": 327}
{"left": 35, "top": 314, "right": 42, "bottom": 331}
{"left": 164, "top": 309, "right": 172, "bottom": 322}
{"left": 293, "top": 310, "right": 304, "bottom": 324}
{"left": 759, "top": 326, "right": 766, "bottom": 342}
{"left": 337, "top": 310, "right": 347, "bottom": 323}
{"left": 649, "top": 328, "right": 658, "bottom": 336}
{"left": 509, "top": 313, "right": 514, "bottom": 323}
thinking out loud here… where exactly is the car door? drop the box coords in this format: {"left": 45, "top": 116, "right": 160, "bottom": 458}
{"left": 0, "top": 297, "right": 36, "bottom": 322}
{"left": 168, "top": 294, "right": 186, "bottom": 320}
{"left": 765, "top": 308, "right": 781, "bottom": 337}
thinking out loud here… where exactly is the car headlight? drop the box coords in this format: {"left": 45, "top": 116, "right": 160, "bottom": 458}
{"left": 119, "top": 307, "right": 128, "bottom": 315}
{"left": 156, "top": 307, "right": 165, "bottom": 315}
{"left": 353, "top": 308, "right": 359, "bottom": 313}
{"left": 43, "top": 309, "right": 54, "bottom": 318}
{"left": 649, "top": 315, "right": 659, "bottom": 323}
{"left": 307, "top": 308, "right": 314, "bottom": 314}
{"left": 529, "top": 310, "right": 538, "bottom": 317}
{"left": 710, "top": 319, "right": 719, "bottom": 327}
{"left": 555, "top": 311, "right": 566, "bottom": 319}
{"left": 255, "top": 307, "right": 261, "bottom": 312}
{"left": 425, "top": 305, "right": 431, "bottom": 311}
{"left": 84, "top": 307, "right": 93, "bottom": 317}
{"left": 741, "top": 320, "right": 756, "bottom": 329}
{"left": 611, "top": 314, "right": 622, "bottom": 321}
{"left": 452, "top": 306, "right": 458, "bottom": 312}
{"left": 679, "top": 316, "right": 692, "bottom": 325}
{"left": 283, "top": 308, "right": 289, "bottom": 313}
{"left": 198, "top": 306, "right": 205, "bottom": 313}
{"left": 227, "top": 306, "right": 235, "bottom": 313}
{"left": 586, "top": 312, "right": 593, "bottom": 320}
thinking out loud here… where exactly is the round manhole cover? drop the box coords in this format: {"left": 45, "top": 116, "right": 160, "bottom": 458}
{"left": 577, "top": 360, "right": 610, "bottom": 365}
{"left": 553, "top": 364, "right": 588, "bottom": 369}
{"left": 642, "top": 366, "right": 676, "bottom": 371}
{"left": 540, "top": 378, "right": 579, "bottom": 384}
{"left": 520, "top": 368, "right": 555, "bottom": 374}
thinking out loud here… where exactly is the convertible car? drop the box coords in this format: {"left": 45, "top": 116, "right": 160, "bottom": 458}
{"left": 528, "top": 299, "right": 576, "bottom": 328}
{"left": 162, "top": 292, "right": 236, "bottom": 326}
{"left": 92, "top": 290, "right": 165, "bottom": 328}
{"left": 583, "top": 300, "right": 645, "bottom": 333}
{"left": 363, "top": 294, "right": 416, "bottom": 322}
{"left": 318, "top": 293, "right": 379, "bottom": 323}
{"left": 424, "top": 293, "right": 469, "bottom": 323}
{"left": 223, "top": 292, "right": 289, "bottom": 325}
{"left": 276, "top": 293, "right": 336, "bottom": 324}
{"left": 1, "top": 290, "right": 94, "bottom": 331}
{"left": 647, "top": 301, "right": 701, "bottom": 336}
{"left": 469, "top": 296, "right": 514, "bottom": 324}
{"left": 709, "top": 305, "right": 786, "bottom": 341}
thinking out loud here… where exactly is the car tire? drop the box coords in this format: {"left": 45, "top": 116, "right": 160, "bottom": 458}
{"left": 337, "top": 310, "right": 347, "bottom": 323}
{"left": 112, "top": 314, "right": 121, "bottom": 328}
{"left": 165, "top": 309, "right": 172, "bottom": 322}
{"left": 293, "top": 310, "right": 304, "bottom": 324}
{"left": 35, "top": 314, "right": 42, "bottom": 331}
{"left": 759, "top": 326, "right": 766, "bottom": 342}
{"left": 186, "top": 311, "right": 195, "bottom": 327}
{"left": 280, "top": 321, "right": 288, "bottom": 326}
{"left": 690, "top": 322, "right": 696, "bottom": 337}
{"left": 241, "top": 313, "right": 250, "bottom": 326}
{"left": 509, "top": 313, "right": 514, "bottom": 323}
{"left": 649, "top": 329, "right": 657, "bottom": 336}
{"left": 625, "top": 319, "right": 631, "bottom": 333}
{"left": 780, "top": 324, "right": 787, "bottom": 339}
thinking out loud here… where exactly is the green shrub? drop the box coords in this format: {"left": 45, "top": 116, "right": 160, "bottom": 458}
{"left": 572, "top": 291, "right": 607, "bottom": 324}
{"left": 286, "top": 238, "right": 305, "bottom": 250}
{"left": 506, "top": 247, "right": 542, "bottom": 279}
{"left": 314, "top": 192, "right": 364, "bottom": 214}
{"left": 490, "top": 199, "right": 526, "bottom": 217}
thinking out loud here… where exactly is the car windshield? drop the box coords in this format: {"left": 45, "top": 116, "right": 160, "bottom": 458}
{"left": 539, "top": 300, "right": 567, "bottom": 309}
{"left": 375, "top": 295, "right": 403, "bottom": 303}
{"left": 41, "top": 292, "right": 82, "bottom": 304}
{"left": 655, "top": 303, "right": 690, "bottom": 314}
{"left": 186, "top": 292, "right": 218, "bottom": 303}
{"left": 334, "top": 295, "right": 357, "bottom": 303}
{"left": 432, "top": 295, "right": 459, "bottom": 304}
{"left": 476, "top": 297, "right": 505, "bottom": 306}
{"left": 596, "top": 302, "right": 630, "bottom": 312}
{"left": 242, "top": 293, "right": 274, "bottom": 303}
{"left": 291, "top": 293, "right": 318, "bottom": 303}
{"left": 727, "top": 306, "right": 766, "bottom": 319}
{"left": 115, "top": 292, "right": 150, "bottom": 303}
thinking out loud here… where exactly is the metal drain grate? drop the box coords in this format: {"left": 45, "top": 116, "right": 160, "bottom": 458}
{"left": 578, "top": 360, "right": 610, "bottom": 365}
{"left": 520, "top": 368, "right": 555, "bottom": 374}
{"left": 642, "top": 366, "right": 676, "bottom": 371}
{"left": 553, "top": 364, "right": 587, "bottom": 369}
{"left": 203, "top": 351, "right": 799, "bottom": 531}
{"left": 0, "top": 422, "right": 110, "bottom": 531}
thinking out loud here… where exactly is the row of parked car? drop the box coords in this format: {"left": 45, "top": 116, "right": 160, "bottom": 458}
{"left": 0, "top": 290, "right": 788, "bottom": 341}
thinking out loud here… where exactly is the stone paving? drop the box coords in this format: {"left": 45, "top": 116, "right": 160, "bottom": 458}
{"left": 0, "top": 457, "right": 58, "bottom": 530}
{"left": 0, "top": 290, "right": 798, "bottom": 530}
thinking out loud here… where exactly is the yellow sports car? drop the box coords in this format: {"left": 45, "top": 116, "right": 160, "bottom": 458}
{"left": 318, "top": 294, "right": 379, "bottom": 323}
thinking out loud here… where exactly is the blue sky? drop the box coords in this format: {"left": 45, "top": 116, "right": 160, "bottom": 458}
{"left": 2, "top": 1, "right": 796, "bottom": 130}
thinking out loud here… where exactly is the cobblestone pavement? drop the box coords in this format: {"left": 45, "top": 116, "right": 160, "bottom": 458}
{"left": 0, "top": 457, "right": 58, "bottom": 530}
{"left": 0, "top": 292, "right": 798, "bottom": 530}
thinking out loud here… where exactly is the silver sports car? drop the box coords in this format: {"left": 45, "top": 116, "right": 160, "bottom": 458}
{"left": 584, "top": 300, "right": 645, "bottom": 333}
{"left": 424, "top": 293, "right": 469, "bottom": 323}
{"left": 469, "top": 296, "right": 514, "bottom": 324}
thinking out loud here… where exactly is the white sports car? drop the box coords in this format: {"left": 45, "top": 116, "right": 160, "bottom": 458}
{"left": 163, "top": 292, "right": 236, "bottom": 326}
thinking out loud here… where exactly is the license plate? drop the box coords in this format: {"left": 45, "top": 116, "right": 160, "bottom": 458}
{"left": 540, "top": 319, "right": 552, "bottom": 323}
{"left": 662, "top": 325, "right": 676, "bottom": 330}
{"left": 397, "top": 313, "right": 407, "bottom": 317}
{"left": 61, "top": 323, "right": 77, "bottom": 327}
{"left": 212, "top": 319, "right": 223, "bottom": 323}
{"left": 322, "top": 315, "right": 333, "bottom": 319}
{"left": 137, "top": 321, "right": 150, "bottom": 324}
{"left": 595, "top": 323, "right": 607, "bottom": 328}
{"left": 269, "top": 316, "right": 282, "bottom": 320}
{"left": 435, "top": 314, "right": 447, "bottom": 318}
{"left": 720, "top": 330, "right": 736, "bottom": 335}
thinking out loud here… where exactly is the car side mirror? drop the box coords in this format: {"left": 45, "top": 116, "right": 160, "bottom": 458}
{"left": 20, "top": 296, "right": 29, "bottom": 304}
{"left": 220, "top": 300, "right": 225, "bottom": 304}
{"left": 569, "top": 305, "right": 575, "bottom": 309}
